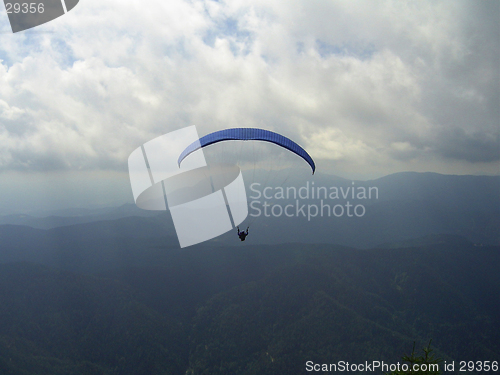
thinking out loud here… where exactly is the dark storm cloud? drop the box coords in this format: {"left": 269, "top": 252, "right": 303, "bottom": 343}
{"left": 434, "top": 128, "right": 499, "bottom": 163}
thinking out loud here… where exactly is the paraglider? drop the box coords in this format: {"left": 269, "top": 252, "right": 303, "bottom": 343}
{"left": 177, "top": 127, "right": 316, "bottom": 243}
{"left": 237, "top": 226, "right": 249, "bottom": 241}
{"left": 177, "top": 128, "right": 315, "bottom": 174}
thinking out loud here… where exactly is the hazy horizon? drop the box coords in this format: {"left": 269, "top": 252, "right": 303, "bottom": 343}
{"left": 0, "top": 167, "right": 498, "bottom": 216}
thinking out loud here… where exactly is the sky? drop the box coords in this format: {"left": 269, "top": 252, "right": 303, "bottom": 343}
{"left": 0, "top": 0, "right": 498, "bottom": 214}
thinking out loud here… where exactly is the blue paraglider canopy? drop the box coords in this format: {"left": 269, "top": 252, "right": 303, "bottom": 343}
{"left": 178, "top": 128, "right": 315, "bottom": 174}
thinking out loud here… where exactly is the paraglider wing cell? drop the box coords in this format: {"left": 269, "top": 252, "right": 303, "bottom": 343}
{"left": 177, "top": 128, "right": 315, "bottom": 174}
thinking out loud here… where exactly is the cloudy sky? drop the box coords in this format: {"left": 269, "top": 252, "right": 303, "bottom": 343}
{"left": 0, "top": 0, "right": 498, "bottom": 213}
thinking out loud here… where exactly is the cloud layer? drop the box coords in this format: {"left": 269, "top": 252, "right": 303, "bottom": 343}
{"left": 0, "top": 0, "right": 498, "bottom": 177}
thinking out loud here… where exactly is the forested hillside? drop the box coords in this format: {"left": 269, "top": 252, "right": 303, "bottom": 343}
{"left": 0, "top": 237, "right": 498, "bottom": 374}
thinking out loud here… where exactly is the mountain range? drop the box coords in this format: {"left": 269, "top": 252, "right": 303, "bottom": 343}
{"left": 0, "top": 171, "right": 498, "bottom": 374}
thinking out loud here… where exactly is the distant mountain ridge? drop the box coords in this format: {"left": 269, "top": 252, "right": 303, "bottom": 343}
{"left": 0, "top": 203, "right": 162, "bottom": 230}
{"left": 0, "top": 171, "right": 498, "bottom": 248}
{"left": 368, "top": 172, "right": 500, "bottom": 211}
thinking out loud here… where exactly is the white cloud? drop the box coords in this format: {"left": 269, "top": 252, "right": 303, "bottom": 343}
{"left": 0, "top": 0, "right": 497, "bottom": 180}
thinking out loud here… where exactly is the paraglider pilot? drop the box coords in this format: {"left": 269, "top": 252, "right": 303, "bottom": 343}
{"left": 237, "top": 226, "right": 249, "bottom": 241}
